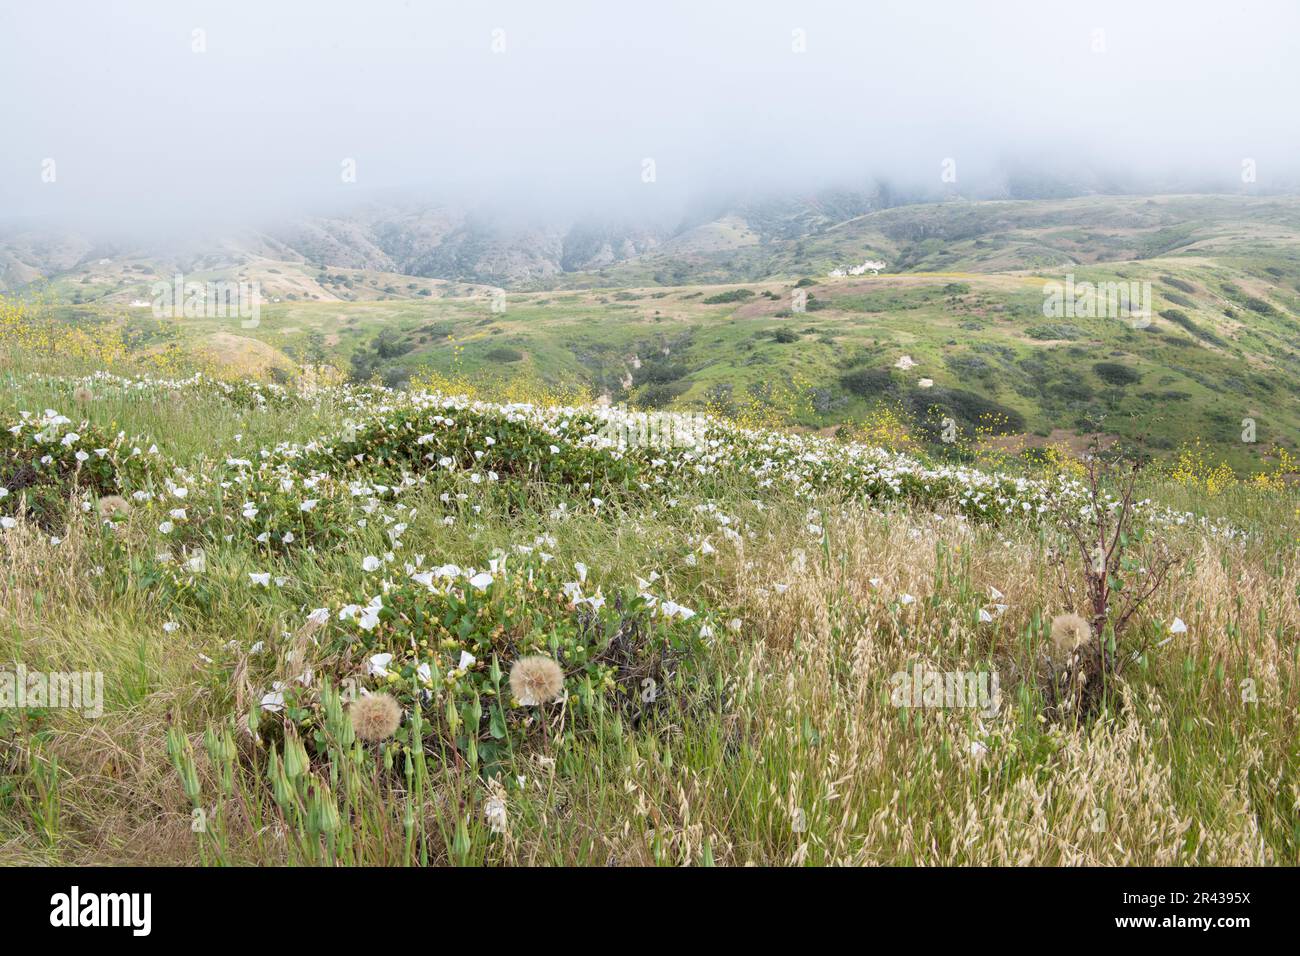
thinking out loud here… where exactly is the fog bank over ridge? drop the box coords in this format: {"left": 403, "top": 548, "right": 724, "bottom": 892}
{"left": 1, "top": 0, "right": 1297, "bottom": 237}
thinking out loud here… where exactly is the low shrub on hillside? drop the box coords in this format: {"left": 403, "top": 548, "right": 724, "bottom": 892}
{"left": 840, "top": 367, "right": 896, "bottom": 398}
{"left": 1159, "top": 309, "right": 1226, "bottom": 347}
{"left": 633, "top": 359, "right": 689, "bottom": 386}
{"left": 265, "top": 554, "right": 706, "bottom": 763}
{"left": 906, "top": 386, "right": 1026, "bottom": 439}
{"left": 305, "top": 402, "right": 643, "bottom": 493}
{"left": 484, "top": 346, "right": 524, "bottom": 363}
{"left": 0, "top": 409, "right": 160, "bottom": 529}
{"left": 1093, "top": 362, "right": 1142, "bottom": 387}
{"left": 702, "top": 288, "right": 754, "bottom": 305}
{"left": 1160, "top": 275, "right": 1197, "bottom": 294}
{"left": 635, "top": 381, "right": 691, "bottom": 408}
{"left": 1243, "top": 297, "right": 1280, "bottom": 316}
{"left": 1025, "top": 324, "right": 1083, "bottom": 340}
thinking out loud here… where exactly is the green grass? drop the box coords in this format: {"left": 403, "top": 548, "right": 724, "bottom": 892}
{"left": 15, "top": 194, "right": 1300, "bottom": 471}
{"left": 1, "top": 350, "right": 1298, "bottom": 865}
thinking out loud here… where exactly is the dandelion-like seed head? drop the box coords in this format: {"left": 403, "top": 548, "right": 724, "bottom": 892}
{"left": 509, "top": 655, "right": 565, "bottom": 706}
{"left": 350, "top": 692, "right": 402, "bottom": 741}
{"left": 1050, "top": 612, "right": 1093, "bottom": 664}
{"left": 96, "top": 495, "right": 131, "bottom": 518}
{"left": 72, "top": 386, "right": 92, "bottom": 403}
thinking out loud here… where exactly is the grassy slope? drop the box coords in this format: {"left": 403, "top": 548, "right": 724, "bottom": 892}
{"left": 21, "top": 195, "right": 1300, "bottom": 472}
{"left": 0, "top": 357, "right": 1297, "bottom": 865}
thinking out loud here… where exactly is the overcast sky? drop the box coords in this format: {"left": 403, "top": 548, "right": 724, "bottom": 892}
{"left": 2, "top": 0, "right": 1297, "bottom": 232}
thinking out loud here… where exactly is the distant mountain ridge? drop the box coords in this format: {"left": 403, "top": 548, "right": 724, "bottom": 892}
{"left": 0, "top": 186, "right": 895, "bottom": 292}
{"left": 3, "top": 188, "right": 1297, "bottom": 295}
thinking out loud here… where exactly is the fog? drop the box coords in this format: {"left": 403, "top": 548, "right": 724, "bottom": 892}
{"left": 2, "top": 0, "right": 1298, "bottom": 234}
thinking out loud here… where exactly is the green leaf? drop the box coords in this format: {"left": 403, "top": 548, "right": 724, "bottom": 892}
{"left": 489, "top": 704, "right": 507, "bottom": 740}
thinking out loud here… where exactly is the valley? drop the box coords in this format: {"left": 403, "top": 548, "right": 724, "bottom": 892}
{"left": 7, "top": 194, "right": 1300, "bottom": 474}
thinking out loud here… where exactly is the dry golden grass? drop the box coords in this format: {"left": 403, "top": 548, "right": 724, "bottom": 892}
{"left": 2, "top": 485, "right": 1296, "bottom": 866}
{"left": 517, "top": 506, "right": 1292, "bottom": 866}
{"left": 1, "top": 358, "right": 1296, "bottom": 866}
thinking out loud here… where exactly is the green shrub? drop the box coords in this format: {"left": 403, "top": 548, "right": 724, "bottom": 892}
{"left": 375, "top": 327, "right": 412, "bottom": 360}
{"left": 907, "top": 387, "right": 1025, "bottom": 438}
{"left": 0, "top": 411, "right": 160, "bottom": 529}
{"left": 702, "top": 289, "right": 755, "bottom": 305}
{"left": 634, "top": 359, "right": 689, "bottom": 386}
{"left": 1047, "top": 379, "right": 1094, "bottom": 402}
{"left": 1160, "top": 309, "right": 1226, "bottom": 347}
{"left": 1093, "top": 362, "right": 1141, "bottom": 387}
{"left": 484, "top": 346, "right": 524, "bottom": 363}
{"left": 636, "top": 380, "right": 690, "bottom": 408}
{"left": 840, "top": 367, "right": 896, "bottom": 398}
{"left": 1243, "top": 297, "right": 1280, "bottom": 316}
{"left": 286, "top": 555, "right": 706, "bottom": 759}
{"left": 1025, "top": 324, "right": 1083, "bottom": 340}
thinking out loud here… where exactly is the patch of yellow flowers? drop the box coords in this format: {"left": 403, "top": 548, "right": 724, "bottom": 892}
{"left": 1167, "top": 438, "right": 1296, "bottom": 494}
{"left": 408, "top": 366, "right": 592, "bottom": 410}
{"left": 834, "top": 402, "right": 914, "bottom": 451}
{"left": 2, "top": 291, "right": 269, "bottom": 382}
{"left": 1, "top": 292, "right": 129, "bottom": 367}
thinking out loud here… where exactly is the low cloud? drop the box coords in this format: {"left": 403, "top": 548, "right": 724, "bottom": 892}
{"left": 2, "top": 0, "right": 1297, "bottom": 235}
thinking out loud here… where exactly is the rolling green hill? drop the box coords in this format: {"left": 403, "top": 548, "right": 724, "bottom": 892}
{"left": 9, "top": 194, "right": 1300, "bottom": 474}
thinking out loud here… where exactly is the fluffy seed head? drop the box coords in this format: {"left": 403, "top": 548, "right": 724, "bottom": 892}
{"left": 1050, "top": 613, "right": 1093, "bottom": 664}
{"left": 350, "top": 693, "right": 402, "bottom": 741}
{"left": 509, "top": 655, "right": 565, "bottom": 706}
{"left": 96, "top": 495, "right": 131, "bottom": 518}
{"left": 72, "top": 386, "right": 93, "bottom": 403}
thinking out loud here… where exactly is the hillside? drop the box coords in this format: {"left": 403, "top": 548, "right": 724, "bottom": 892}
{"left": 9, "top": 193, "right": 1298, "bottom": 294}
{"left": 579, "top": 193, "right": 1300, "bottom": 285}
{"left": 6, "top": 194, "right": 1300, "bottom": 474}
{"left": 0, "top": 361, "right": 1296, "bottom": 865}
{"left": 8, "top": 0, "right": 1300, "bottom": 890}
